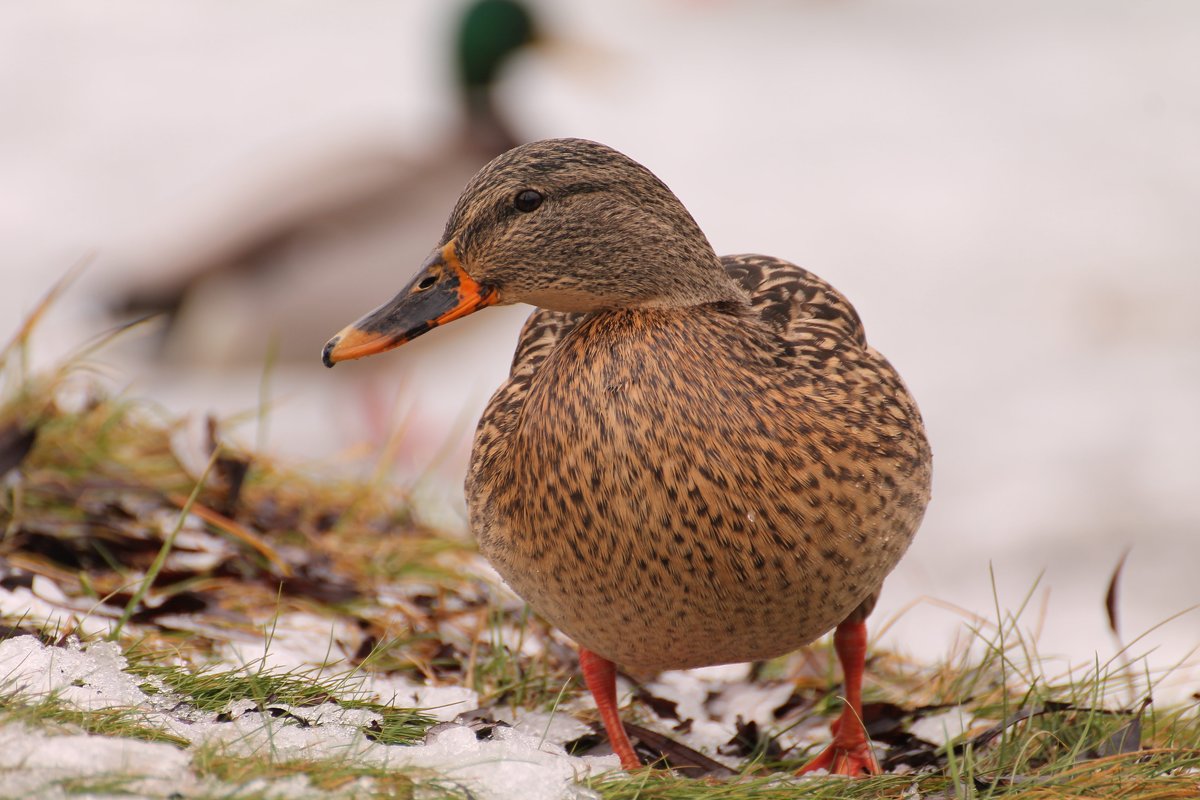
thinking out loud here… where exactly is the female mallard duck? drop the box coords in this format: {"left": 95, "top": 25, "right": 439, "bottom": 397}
{"left": 323, "top": 138, "right": 932, "bottom": 775}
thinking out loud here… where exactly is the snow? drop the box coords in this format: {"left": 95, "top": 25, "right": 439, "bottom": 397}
{"left": 192, "top": 705, "right": 375, "bottom": 762}
{"left": 643, "top": 663, "right": 816, "bottom": 758}
{"left": 366, "top": 724, "right": 608, "bottom": 800}
{"left": 365, "top": 674, "right": 479, "bottom": 723}
{"left": 508, "top": 711, "right": 594, "bottom": 749}
{"left": 217, "top": 610, "right": 365, "bottom": 672}
{"left": 908, "top": 707, "right": 984, "bottom": 747}
{"left": 0, "top": 636, "right": 149, "bottom": 710}
{"left": 0, "top": 578, "right": 121, "bottom": 640}
{"left": 0, "top": 726, "right": 195, "bottom": 799}
{"left": 0, "top": 635, "right": 619, "bottom": 800}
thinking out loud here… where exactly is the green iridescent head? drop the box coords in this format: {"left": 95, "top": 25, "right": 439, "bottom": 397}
{"left": 456, "top": 0, "right": 537, "bottom": 90}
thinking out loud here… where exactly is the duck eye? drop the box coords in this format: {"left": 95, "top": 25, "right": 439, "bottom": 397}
{"left": 513, "top": 189, "right": 543, "bottom": 213}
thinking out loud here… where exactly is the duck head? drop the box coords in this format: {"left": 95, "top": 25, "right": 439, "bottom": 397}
{"left": 323, "top": 138, "right": 742, "bottom": 367}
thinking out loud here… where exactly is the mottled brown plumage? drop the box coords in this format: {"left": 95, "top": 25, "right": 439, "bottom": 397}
{"left": 470, "top": 255, "right": 929, "bottom": 676}
{"left": 324, "top": 138, "right": 932, "bottom": 773}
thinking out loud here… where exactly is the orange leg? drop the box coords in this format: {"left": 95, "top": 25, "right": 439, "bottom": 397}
{"left": 797, "top": 619, "right": 880, "bottom": 776}
{"left": 579, "top": 648, "right": 641, "bottom": 770}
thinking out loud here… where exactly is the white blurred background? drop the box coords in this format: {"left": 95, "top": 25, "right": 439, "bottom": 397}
{"left": 2, "top": 0, "right": 1197, "bottom": 690}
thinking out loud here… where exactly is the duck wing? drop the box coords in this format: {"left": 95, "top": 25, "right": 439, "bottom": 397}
{"left": 508, "top": 307, "right": 587, "bottom": 378}
{"left": 721, "top": 253, "right": 867, "bottom": 350}
{"left": 506, "top": 254, "right": 870, "bottom": 379}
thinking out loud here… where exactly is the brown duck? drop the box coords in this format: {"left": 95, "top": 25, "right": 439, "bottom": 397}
{"left": 323, "top": 138, "right": 932, "bottom": 775}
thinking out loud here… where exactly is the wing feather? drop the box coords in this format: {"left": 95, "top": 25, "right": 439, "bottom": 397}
{"left": 507, "top": 254, "right": 868, "bottom": 380}
{"left": 721, "top": 253, "right": 867, "bottom": 349}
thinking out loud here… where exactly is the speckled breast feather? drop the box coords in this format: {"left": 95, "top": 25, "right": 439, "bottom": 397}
{"left": 467, "top": 254, "right": 931, "bottom": 676}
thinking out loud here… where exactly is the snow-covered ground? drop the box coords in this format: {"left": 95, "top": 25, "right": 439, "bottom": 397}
{"left": 0, "top": 556, "right": 1183, "bottom": 798}
{"left": 0, "top": 634, "right": 616, "bottom": 800}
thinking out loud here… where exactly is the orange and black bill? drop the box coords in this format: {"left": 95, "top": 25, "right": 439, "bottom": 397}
{"left": 322, "top": 242, "right": 497, "bottom": 367}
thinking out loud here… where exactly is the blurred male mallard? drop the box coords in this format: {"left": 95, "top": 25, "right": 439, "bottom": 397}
{"left": 112, "top": 0, "right": 541, "bottom": 363}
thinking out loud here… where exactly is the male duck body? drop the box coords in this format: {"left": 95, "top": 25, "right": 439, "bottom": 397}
{"left": 324, "top": 138, "right": 932, "bottom": 775}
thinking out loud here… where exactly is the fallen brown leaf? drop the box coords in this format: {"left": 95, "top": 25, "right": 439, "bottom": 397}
{"left": 0, "top": 422, "right": 37, "bottom": 478}
{"left": 1104, "top": 547, "right": 1131, "bottom": 638}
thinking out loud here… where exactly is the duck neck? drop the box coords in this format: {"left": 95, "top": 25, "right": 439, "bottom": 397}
{"left": 462, "top": 88, "right": 521, "bottom": 156}
{"left": 634, "top": 257, "right": 747, "bottom": 311}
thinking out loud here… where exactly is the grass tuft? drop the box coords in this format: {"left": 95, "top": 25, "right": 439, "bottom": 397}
{"left": 128, "top": 657, "right": 438, "bottom": 746}
{"left": 0, "top": 692, "right": 190, "bottom": 748}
